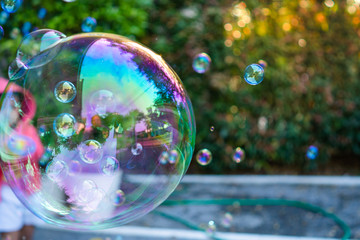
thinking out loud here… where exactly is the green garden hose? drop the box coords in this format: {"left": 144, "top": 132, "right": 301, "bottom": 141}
{"left": 154, "top": 198, "right": 351, "bottom": 240}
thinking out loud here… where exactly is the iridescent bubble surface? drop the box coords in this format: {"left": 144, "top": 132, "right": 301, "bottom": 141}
{"left": 0, "top": 31, "right": 195, "bottom": 230}
{"left": 16, "top": 29, "right": 66, "bottom": 68}
{"left": 54, "top": 81, "right": 77, "bottom": 103}
{"left": 81, "top": 17, "right": 97, "bottom": 33}
{"left": 196, "top": 149, "right": 212, "bottom": 166}
{"left": 244, "top": 64, "right": 264, "bottom": 85}
{"left": 192, "top": 53, "right": 211, "bottom": 74}
{"left": 168, "top": 149, "right": 179, "bottom": 164}
{"left": 306, "top": 145, "right": 318, "bottom": 160}
{"left": 8, "top": 58, "right": 28, "bottom": 80}
{"left": 206, "top": 220, "right": 216, "bottom": 234}
{"left": 158, "top": 151, "right": 169, "bottom": 165}
{"left": 233, "top": 147, "right": 245, "bottom": 163}
{"left": 131, "top": 143, "right": 142, "bottom": 156}
{"left": 79, "top": 140, "right": 103, "bottom": 164}
{"left": 100, "top": 156, "right": 119, "bottom": 175}
{"left": 112, "top": 190, "right": 126, "bottom": 206}
{"left": 1, "top": 0, "right": 21, "bottom": 13}
{"left": 53, "top": 113, "right": 76, "bottom": 138}
{"left": 46, "top": 160, "right": 68, "bottom": 182}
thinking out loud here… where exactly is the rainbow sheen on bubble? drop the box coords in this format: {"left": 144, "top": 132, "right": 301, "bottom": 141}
{"left": 192, "top": 53, "right": 211, "bottom": 74}
{"left": 196, "top": 149, "right": 212, "bottom": 166}
{"left": 100, "top": 156, "right": 119, "bottom": 175}
{"left": 54, "top": 81, "right": 77, "bottom": 103}
{"left": 79, "top": 139, "right": 103, "bottom": 164}
{"left": 244, "top": 64, "right": 264, "bottom": 85}
{"left": 82, "top": 17, "right": 97, "bottom": 33}
{"left": 16, "top": 29, "right": 66, "bottom": 68}
{"left": 112, "top": 189, "right": 126, "bottom": 206}
{"left": 233, "top": 147, "right": 245, "bottom": 163}
{"left": 0, "top": 30, "right": 195, "bottom": 230}
{"left": 306, "top": 145, "right": 318, "bottom": 160}
{"left": 53, "top": 113, "right": 76, "bottom": 138}
{"left": 206, "top": 220, "right": 216, "bottom": 234}
{"left": 1, "top": 0, "right": 21, "bottom": 13}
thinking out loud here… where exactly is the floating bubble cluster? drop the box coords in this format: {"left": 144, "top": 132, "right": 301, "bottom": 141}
{"left": 1, "top": 0, "right": 22, "bottom": 14}
{"left": 0, "top": 30, "right": 195, "bottom": 230}
{"left": 232, "top": 147, "right": 245, "bottom": 163}
{"left": 244, "top": 63, "right": 264, "bottom": 85}
{"left": 306, "top": 145, "right": 318, "bottom": 160}
{"left": 82, "top": 17, "right": 97, "bottom": 32}
{"left": 196, "top": 149, "right": 212, "bottom": 166}
{"left": 192, "top": 53, "right": 211, "bottom": 74}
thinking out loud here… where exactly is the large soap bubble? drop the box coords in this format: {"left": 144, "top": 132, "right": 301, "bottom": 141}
{"left": 0, "top": 30, "right": 195, "bottom": 230}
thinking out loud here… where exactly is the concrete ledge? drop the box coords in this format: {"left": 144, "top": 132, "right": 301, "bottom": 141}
{"left": 37, "top": 225, "right": 342, "bottom": 240}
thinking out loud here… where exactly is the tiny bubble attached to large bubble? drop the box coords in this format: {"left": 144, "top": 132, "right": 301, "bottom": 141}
{"left": 244, "top": 63, "right": 264, "bottom": 85}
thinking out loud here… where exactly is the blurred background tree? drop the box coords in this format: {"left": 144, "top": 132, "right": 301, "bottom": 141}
{"left": 1, "top": 0, "right": 360, "bottom": 174}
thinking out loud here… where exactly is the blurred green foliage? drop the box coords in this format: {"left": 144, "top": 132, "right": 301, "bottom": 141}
{"left": 1, "top": 0, "right": 360, "bottom": 174}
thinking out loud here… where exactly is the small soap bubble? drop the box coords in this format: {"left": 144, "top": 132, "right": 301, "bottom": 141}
{"left": 306, "top": 145, "right": 318, "bottom": 160}
{"left": 38, "top": 8, "right": 46, "bottom": 19}
{"left": 46, "top": 160, "right": 68, "bottom": 182}
{"left": 168, "top": 149, "right": 179, "bottom": 164}
{"left": 210, "top": 126, "right": 215, "bottom": 132}
{"left": 21, "top": 22, "right": 32, "bottom": 35}
{"left": 53, "top": 113, "right": 77, "bottom": 138}
{"left": 244, "top": 64, "right": 264, "bottom": 85}
{"left": 221, "top": 212, "right": 233, "bottom": 228}
{"left": 54, "top": 81, "right": 77, "bottom": 103}
{"left": 89, "top": 90, "right": 115, "bottom": 116}
{"left": 233, "top": 147, "right": 245, "bottom": 163}
{"left": 8, "top": 58, "right": 28, "bottom": 80}
{"left": 69, "top": 160, "right": 82, "bottom": 175}
{"left": 10, "top": 27, "right": 20, "bottom": 39}
{"left": 79, "top": 140, "right": 103, "bottom": 164}
{"left": 206, "top": 220, "right": 216, "bottom": 234}
{"left": 258, "top": 59, "right": 267, "bottom": 69}
{"left": 159, "top": 151, "right": 169, "bottom": 165}
{"left": 0, "top": 11, "right": 9, "bottom": 24}
{"left": 17, "top": 29, "right": 66, "bottom": 68}
{"left": 192, "top": 53, "right": 211, "bottom": 74}
{"left": 1, "top": 0, "right": 21, "bottom": 13}
{"left": 82, "top": 17, "right": 97, "bottom": 33}
{"left": 131, "top": 143, "right": 143, "bottom": 156}
{"left": 100, "top": 156, "right": 120, "bottom": 175}
{"left": 112, "top": 190, "right": 126, "bottom": 206}
{"left": 196, "top": 149, "right": 212, "bottom": 166}
{"left": 0, "top": 25, "right": 4, "bottom": 40}
{"left": 63, "top": 0, "right": 76, "bottom": 2}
